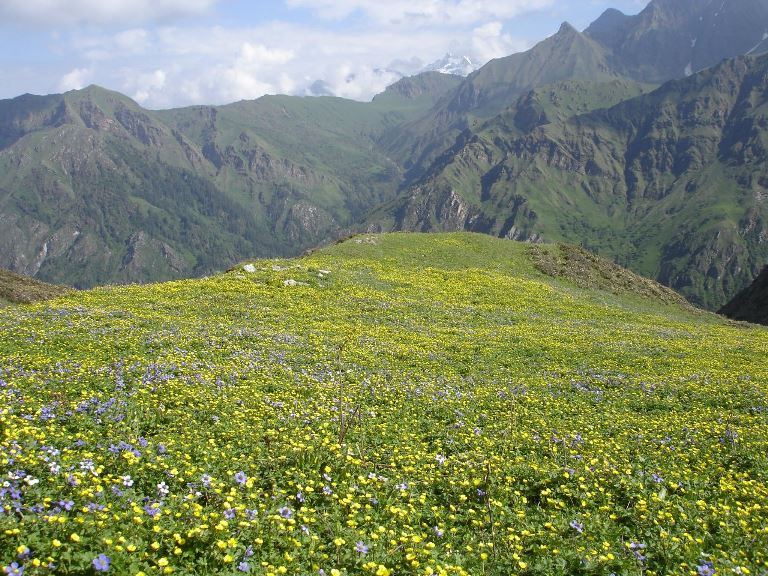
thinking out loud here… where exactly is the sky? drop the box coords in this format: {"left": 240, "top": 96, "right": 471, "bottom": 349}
{"left": 0, "top": 0, "right": 648, "bottom": 109}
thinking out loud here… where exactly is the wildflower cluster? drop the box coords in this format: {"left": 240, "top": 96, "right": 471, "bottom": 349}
{"left": 0, "top": 233, "right": 767, "bottom": 575}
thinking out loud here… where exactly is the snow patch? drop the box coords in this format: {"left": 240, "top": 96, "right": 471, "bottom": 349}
{"left": 421, "top": 53, "right": 477, "bottom": 77}
{"left": 684, "top": 62, "right": 693, "bottom": 77}
{"left": 746, "top": 31, "right": 768, "bottom": 55}
{"left": 691, "top": 38, "right": 697, "bottom": 48}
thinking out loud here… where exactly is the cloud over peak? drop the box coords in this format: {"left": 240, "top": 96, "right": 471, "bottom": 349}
{"left": 0, "top": 0, "right": 219, "bottom": 27}
{"left": 285, "top": 0, "right": 555, "bottom": 26}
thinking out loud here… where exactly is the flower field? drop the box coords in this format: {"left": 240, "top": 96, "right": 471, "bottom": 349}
{"left": 1, "top": 233, "right": 767, "bottom": 575}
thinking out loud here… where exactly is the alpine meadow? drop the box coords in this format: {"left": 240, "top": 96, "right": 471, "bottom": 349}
{"left": 2, "top": 1, "right": 768, "bottom": 576}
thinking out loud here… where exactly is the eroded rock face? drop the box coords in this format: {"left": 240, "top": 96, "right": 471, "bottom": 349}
{"left": 720, "top": 265, "right": 768, "bottom": 325}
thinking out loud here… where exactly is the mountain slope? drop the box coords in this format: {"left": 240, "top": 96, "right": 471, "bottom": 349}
{"left": 382, "top": 23, "right": 624, "bottom": 180}
{"left": 586, "top": 0, "right": 768, "bottom": 81}
{"left": 0, "top": 77, "right": 454, "bottom": 288}
{"left": 387, "top": 0, "right": 768, "bottom": 184}
{"left": 720, "top": 265, "right": 768, "bottom": 325}
{"left": 1, "top": 232, "right": 766, "bottom": 575}
{"left": 370, "top": 54, "right": 768, "bottom": 309}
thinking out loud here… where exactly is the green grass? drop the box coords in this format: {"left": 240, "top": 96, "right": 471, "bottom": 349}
{"left": 0, "top": 233, "right": 766, "bottom": 576}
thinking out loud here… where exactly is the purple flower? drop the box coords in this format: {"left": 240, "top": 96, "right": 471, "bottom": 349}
{"left": 322, "top": 486, "right": 333, "bottom": 496}
{"left": 651, "top": 473, "right": 664, "bottom": 484}
{"left": 201, "top": 474, "right": 212, "bottom": 488}
{"left": 92, "top": 554, "right": 111, "bottom": 572}
{"left": 244, "top": 546, "right": 254, "bottom": 558}
{"left": 569, "top": 520, "right": 584, "bottom": 534}
{"left": 59, "top": 500, "right": 74, "bottom": 511}
{"left": 3, "top": 563, "right": 23, "bottom": 575}
{"left": 629, "top": 541, "right": 646, "bottom": 562}
{"left": 433, "top": 526, "right": 444, "bottom": 538}
{"left": 355, "top": 541, "right": 369, "bottom": 555}
{"left": 697, "top": 562, "right": 715, "bottom": 576}
{"left": 234, "top": 472, "right": 247, "bottom": 486}
{"left": 238, "top": 562, "right": 250, "bottom": 573}
{"left": 157, "top": 482, "right": 169, "bottom": 497}
{"left": 16, "top": 547, "right": 30, "bottom": 560}
{"left": 296, "top": 491, "right": 305, "bottom": 503}
{"left": 278, "top": 506, "right": 293, "bottom": 519}
{"left": 224, "top": 509, "right": 236, "bottom": 520}
{"left": 143, "top": 503, "right": 162, "bottom": 518}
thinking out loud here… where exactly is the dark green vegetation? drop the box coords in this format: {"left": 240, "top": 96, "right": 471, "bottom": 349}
{"left": 1, "top": 0, "right": 767, "bottom": 310}
{"left": 720, "top": 265, "right": 768, "bottom": 325}
{"left": 0, "top": 268, "right": 71, "bottom": 306}
{"left": 1, "top": 233, "right": 767, "bottom": 575}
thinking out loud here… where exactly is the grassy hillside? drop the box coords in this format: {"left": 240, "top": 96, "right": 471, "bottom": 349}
{"left": 0, "top": 268, "right": 71, "bottom": 305}
{"left": 1, "top": 233, "right": 766, "bottom": 575}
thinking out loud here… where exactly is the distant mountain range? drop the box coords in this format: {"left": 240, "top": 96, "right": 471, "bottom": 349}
{"left": 1, "top": 0, "right": 767, "bottom": 310}
{"left": 0, "top": 76, "right": 459, "bottom": 287}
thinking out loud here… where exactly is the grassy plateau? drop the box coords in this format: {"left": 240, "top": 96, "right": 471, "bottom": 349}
{"left": 0, "top": 233, "right": 766, "bottom": 576}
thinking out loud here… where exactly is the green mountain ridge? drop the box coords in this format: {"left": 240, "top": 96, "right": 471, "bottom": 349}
{"left": 0, "top": 81, "right": 453, "bottom": 287}
{"left": 370, "top": 53, "right": 768, "bottom": 309}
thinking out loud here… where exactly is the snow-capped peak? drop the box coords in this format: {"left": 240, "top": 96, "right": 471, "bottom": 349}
{"left": 422, "top": 53, "right": 477, "bottom": 77}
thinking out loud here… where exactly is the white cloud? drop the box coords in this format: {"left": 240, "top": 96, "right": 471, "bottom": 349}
{"left": 58, "top": 19, "right": 537, "bottom": 108}
{"left": 471, "top": 21, "right": 526, "bottom": 62}
{"left": 0, "top": 0, "right": 219, "bottom": 27}
{"left": 285, "top": 0, "right": 555, "bottom": 26}
{"left": 8, "top": 0, "right": 563, "bottom": 107}
{"left": 129, "top": 69, "right": 167, "bottom": 104}
{"left": 58, "top": 67, "right": 92, "bottom": 91}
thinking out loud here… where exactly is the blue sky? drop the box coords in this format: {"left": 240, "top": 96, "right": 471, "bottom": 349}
{"left": 0, "top": 0, "right": 648, "bottom": 108}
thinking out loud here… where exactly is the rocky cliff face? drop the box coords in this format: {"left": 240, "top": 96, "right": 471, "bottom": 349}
{"left": 586, "top": 0, "right": 768, "bottom": 82}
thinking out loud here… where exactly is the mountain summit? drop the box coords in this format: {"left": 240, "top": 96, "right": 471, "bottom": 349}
{"left": 422, "top": 53, "right": 477, "bottom": 77}
{"left": 586, "top": 0, "right": 768, "bottom": 80}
